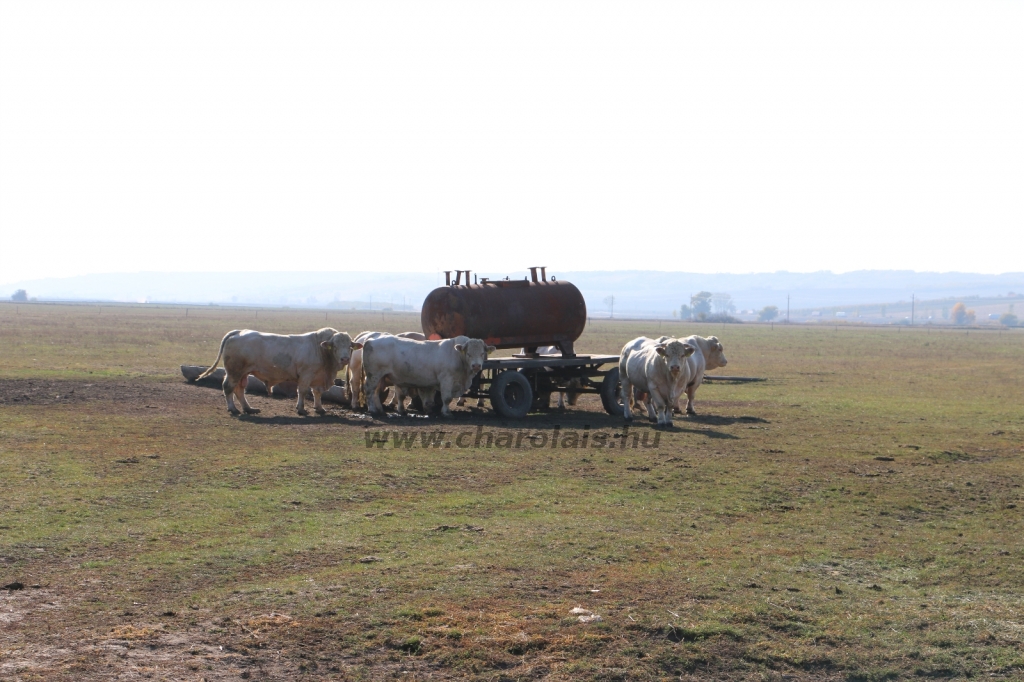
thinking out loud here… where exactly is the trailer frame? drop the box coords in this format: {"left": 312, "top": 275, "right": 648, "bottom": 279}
{"left": 461, "top": 353, "right": 625, "bottom": 418}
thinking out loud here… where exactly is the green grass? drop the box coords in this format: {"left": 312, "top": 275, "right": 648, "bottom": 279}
{"left": 1, "top": 302, "right": 1023, "bottom": 679}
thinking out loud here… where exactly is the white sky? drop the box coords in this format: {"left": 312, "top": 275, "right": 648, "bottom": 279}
{"left": 1, "top": 1, "right": 1022, "bottom": 284}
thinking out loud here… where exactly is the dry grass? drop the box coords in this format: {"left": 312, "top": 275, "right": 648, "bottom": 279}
{"left": 1, "top": 302, "right": 1023, "bottom": 680}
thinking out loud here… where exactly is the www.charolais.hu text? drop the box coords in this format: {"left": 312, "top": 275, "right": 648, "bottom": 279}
{"left": 364, "top": 425, "right": 661, "bottom": 449}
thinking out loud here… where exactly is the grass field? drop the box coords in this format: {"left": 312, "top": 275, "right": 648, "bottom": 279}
{"left": 2, "top": 302, "right": 1023, "bottom": 681}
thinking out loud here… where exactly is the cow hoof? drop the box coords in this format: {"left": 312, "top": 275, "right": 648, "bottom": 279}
{"left": 228, "top": 408, "right": 241, "bottom": 416}
{"left": 315, "top": 407, "right": 326, "bottom": 416}
{"left": 297, "top": 408, "right": 308, "bottom": 416}
{"left": 244, "top": 407, "right": 261, "bottom": 415}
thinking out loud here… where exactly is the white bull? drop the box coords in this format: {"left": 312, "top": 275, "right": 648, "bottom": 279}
{"left": 346, "top": 331, "right": 426, "bottom": 410}
{"left": 635, "top": 335, "right": 729, "bottom": 415}
{"left": 618, "top": 336, "right": 695, "bottom": 426}
{"left": 361, "top": 335, "right": 494, "bottom": 417}
{"left": 678, "top": 335, "right": 728, "bottom": 415}
{"left": 196, "top": 328, "right": 360, "bottom": 416}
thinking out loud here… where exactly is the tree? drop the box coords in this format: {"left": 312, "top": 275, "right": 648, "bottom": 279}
{"left": 951, "top": 302, "right": 975, "bottom": 325}
{"left": 603, "top": 295, "right": 615, "bottom": 318}
{"left": 11, "top": 289, "right": 27, "bottom": 302}
{"left": 758, "top": 305, "right": 779, "bottom": 322}
{"left": 691, "top": 291, "right": 712, "bottom": 317}
{"left": 951, "top": 302, "right": 977, "bottom": 325}
{"left": 679, "top": 304, "right": 692, "bottom": 320}
{"left": 711, "top": 292, "right": 736, "bottom": 315}
{"left": 999, "top": 313, "right": 1018, "bottom": 327}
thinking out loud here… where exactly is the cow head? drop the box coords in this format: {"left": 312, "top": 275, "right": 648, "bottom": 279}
{"left": 321, "top": 332, "right": 362, "bottom": 367}
{"left": 703, "top": 336, "right": 728, "bottom": 369}
{"left": 655, "top": 339, "right": 696, "bottom": 376}
{"left": 454, "top": 338, "right": 496, "bottom": 373}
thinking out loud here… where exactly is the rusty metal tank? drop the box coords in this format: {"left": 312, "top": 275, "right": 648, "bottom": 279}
{"left": 421, "top": 267, "right": 587, "bottom": 356}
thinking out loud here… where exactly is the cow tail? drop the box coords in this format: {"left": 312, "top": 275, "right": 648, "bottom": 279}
{"left": 195, "top": 330, "right": 242, "bottom": 380}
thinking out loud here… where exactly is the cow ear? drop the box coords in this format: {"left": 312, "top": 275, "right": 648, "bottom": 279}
{"left": 655, "top": 344, "right": 667, "bottom": 356}
{"left": 350, "top": 342, "right": 363, "bottom": 350}
{"left": 454, "top": 343, "right": 465, "bottom": 352}
{"left": 683, "top": 344, "right": 696, "bottom": 356}
{"left": 486, "top": 345, "right": 496, "bottom": 353}
{"left": 320, "top": 340, "right": 332, "bottom": 350}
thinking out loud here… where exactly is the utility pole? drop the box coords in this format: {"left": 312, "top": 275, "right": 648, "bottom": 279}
{"left": 911, "top": 294, "right": 915, "bottom": 326}
{"left": 787, "top": 295, "right": 790, "bottom": 324}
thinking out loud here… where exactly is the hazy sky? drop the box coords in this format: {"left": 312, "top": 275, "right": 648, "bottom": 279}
{"left": 1, "top": 1, "right": 1021, "bottom": 284}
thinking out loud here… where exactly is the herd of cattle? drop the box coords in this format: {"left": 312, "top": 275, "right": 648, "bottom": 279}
{"left": 195, "top": 328, "right": 727, "bottom": 424}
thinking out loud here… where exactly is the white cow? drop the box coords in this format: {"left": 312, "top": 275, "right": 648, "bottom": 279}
{"left": 617, "top": 336, "right": 664, "bottom": 416}
{"left": 346, "top": 331, "right": 427, "bottom": 410}
{"left": 677, "top": 335, "right": 728, "bottom": 415}
{"left": 361, "top": 335, "right": 494, "bottom": 416}
{"left": 618, "top": 336, "right": 695, "bottom": 426}
{"left": 634, "top": 335, "right": 729, "bottom": 415}
{"left": 196, "top": 328, "right": 360, "bottom": 416}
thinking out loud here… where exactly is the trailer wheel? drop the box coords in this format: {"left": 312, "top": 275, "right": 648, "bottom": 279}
{"left": 490, "top": 370, "right": 533, "bottom": 419}
{"left": 600, "top": 367, "right": 625, "bottom": 416}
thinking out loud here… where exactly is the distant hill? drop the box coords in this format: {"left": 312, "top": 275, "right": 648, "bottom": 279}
{"left": 4, "top": 270, "right": 1023, "bottom": 319}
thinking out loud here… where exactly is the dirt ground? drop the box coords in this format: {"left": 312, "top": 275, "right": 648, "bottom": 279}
{"left": 2, "top": 305, "right": 1023, "bottom": 680}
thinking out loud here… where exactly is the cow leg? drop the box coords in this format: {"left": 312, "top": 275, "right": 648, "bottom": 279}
{"left": 363, "top": 372, "right": 386, "bottom": 415}
{"left": 231, "top": 375, "right": 259, "bottom": 414}
{"left": 414, "top": 388, "right": 433, "bottom": 414}
{"left": 557, "top": 392, "right": 565, "bottom": 410}
{"left": 439, "top": 378, "right": 460, "bottom": 417}
{"left": 345, "top": 366, "right": 355, "bottom": 407}
{"left": 643, "top": 391, "right": 657, "bottom": 421}
{"left": 351, "top": 368, "right": 363, "bottom": 409}
{"left": 295, "top": 381, "right": 310, "bottom": 415}
{"left": 685, "top": 381, "right": 699, "bottom": 415}
{"left": 393, "top": 386, "right": 409, "bottom": 415}
{"left": 239, "top": 392, "right": 260, "bottom": 416}
{"left": 621, "top": 375, "right": 633, "bottom": 421}
{"left": 311, "top": 387, "right": 326, "bottom": 415}
{"left": 223, "top": 375, "right": 241, "bottom": 415}
{"left": 391, "top": 386, "right": 405, "bottom": 413}
{"left": 651, "top": 393, "right": 670, "bottom": 427}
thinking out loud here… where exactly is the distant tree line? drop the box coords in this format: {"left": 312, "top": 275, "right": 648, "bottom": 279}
{"left": 680, "top": 291, "right": 740, "bottom": 323}
{"left": 675, "top": 295, "right": 1017, "bottom": 327}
